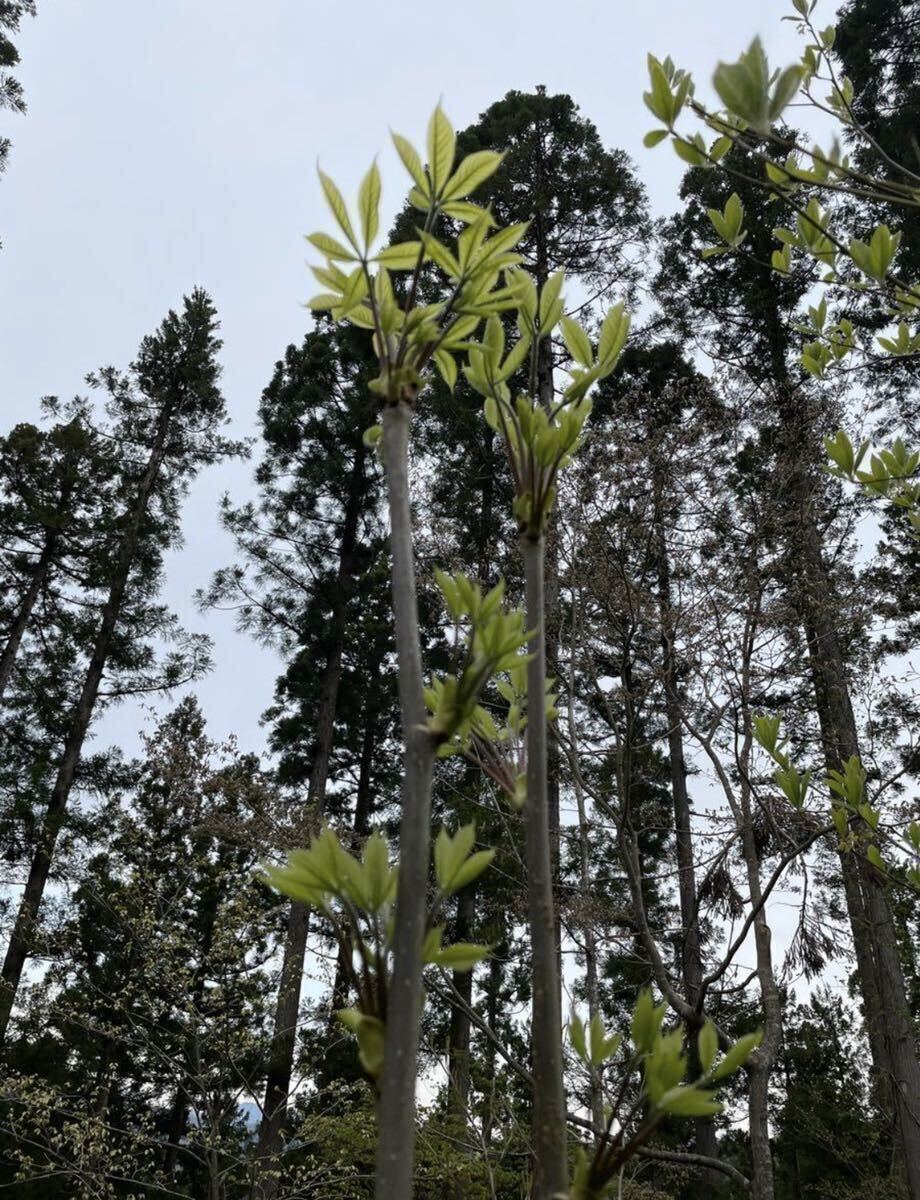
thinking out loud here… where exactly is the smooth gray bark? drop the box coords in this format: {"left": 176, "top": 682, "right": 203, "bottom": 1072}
{"left": 521, "top": 534, "right": 568, "bottom": 1200}
{"left": 373, "top": 401, "right": 436, "bottom": 1200}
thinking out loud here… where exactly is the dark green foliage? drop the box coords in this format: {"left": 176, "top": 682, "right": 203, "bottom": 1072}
{"left": 204, "top": 320, "right": 395, "bottom": 805}
{"left": 0, "top": 0, "right": 34, "bottom": 181}
{"left": 772, "top": 992, "right": 897, "bottom": 1200}
{"left": 0, "top": 699, "right": 275, "bottom": 1195}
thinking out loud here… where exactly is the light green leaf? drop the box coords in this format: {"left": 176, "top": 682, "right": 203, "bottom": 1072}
{"left": 559, "top": 316, "right": 593, "bottom": 368}
{"left": 442, "top": 200, "right": 496, "bottom": 226}
{"left": 631, "top": 988, "right": 667, "bottom": 1054}
{"left": 419, "top": 231, "right": 461, "bottom": 279}
{"left": 361, "top": 830, "right": 394, "bottom": 911}
{"left": 713, "top": 1030, "right": 763, "bottom": 1080}
{"left": 358, "top": 160, "right": 381, "bottom": 250}
{"left": 658, "top": 1086, "right": 723, "bottom": 1117}
{"left": 433, "top": 942, "right": 490, "bottom": 971}
{"left": 442, "top": 150, "right": 504, "bottom": 202}
{"left": 306, "top": 231, "right": 358, "bottom": 262}
{"left": 433, "top": 349, "right": 458, "bottom": 392}
{"left": 570, "top": 1012, "right": 588, "bottom": 1064}
{"left": 427, "top": 105, "right": 456, "bottom": 195}
{"left": 318, "top": 168, "right": 358, "bottom": 249}
{"left": 376, "top": 241, "right": 424, "bottom": 271}
{"left": 391, "top": 131, "right": 428, "bottom": 195}
{"left": 306, "top": 293, "right": 341, "bottom": 311}
{"left": 449, "top": 848, "right": 496, "bottom": 892}
{"left": 698, "top": 1020, "right": 718, "bottom": 1073}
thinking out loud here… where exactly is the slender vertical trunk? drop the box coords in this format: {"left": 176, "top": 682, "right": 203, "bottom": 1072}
{"left": 0, "top": 403, "right": 175, "bottom": 1043}
{"left": 444, "top": 445, "right": 491, "bottom": 1182}
{"left": 352, "top": 714, "right": 376, "bottom": 840}
{"left": 532, "top": 154, "right": 563, "bottom": 982}
{"left": 330, "top": 717, "right": 377, "bottom": 1018}
{"left": 538, "top": 336, "right": 563, "bottom": 982}
{"left": 521, "top": 534, "right": 568, "bottom": 1200}
{"left": 573, "top": 755, "right": 604, "bottom": 1137}
{"left": 374, "top": 400, "right": 436, "bottom": 1200}
{"left": 162, "top": 1085, "right": 188, "bottom": 1183}
{"left": 738, "top": 685, "right": 780, "bottom": 1200}
{"left": 0, "top": 528, "right": 58, "bottom": 702}
{"left": 447, "top": 882, "right": 476, "bottom": 1200}
{"left": 253, "top": 445, "right": 366, "bottom": 1196}
{"left": 252, "top": 902, "right": 310, "bottom": 1195}
{"left": 567, "top": 585, "right": 603, "bottom": 1136}
{"left": 164, "top": 897, "right": 218, "bottom": 1183}
{"left": 481, "top": 946, "right": 503, "bottom": 1150}
{"left": 651, "top": 488, "right": 720, "bottom": 1171}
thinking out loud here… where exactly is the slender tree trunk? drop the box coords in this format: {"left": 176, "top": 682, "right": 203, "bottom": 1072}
{"left": 164, "top": 897, "right": 218, "bottom": 1183}
{"left": 738, "top": 702, "right": 780, "bottom": 1200}
{"left": 352, "top": 714, "right": 376, "bottom": 839}
{"left": 0, "top": 528, "right": 58, "bottom": 702}
{"left": 0, "top": 403, "right": 175, "bottom": 1043}
{"left": 572, "top": 748, "right": 604, "bottom": 1137}
{"left": 538, "top": 328, "right": 563, "bottom": 985}
{"left": 162, "top": 1085, "right": 188, "bottom": 1183}
{"left": 330, "top": 716, "right": 377, "bottom": 1018}
{"left": 521, "top": 533, "right": 568, "bottom": 1200}
{"left": 480, "top": 942, "right": 504, "bottom": 1151}
{"left": 651, "top": 487, "right": 719, "bottom": 1171}
{"left": 447, "top": 883, "right": 477, "bottom": 1200}
{"left": 567, "top": 585, "right": 604, "bottom": 1136}
{"left": 374, "top": 400, "right": 436, "bottom": 1200}
{"left": 253, "top": 445, "right": 366, "bottom": 1197}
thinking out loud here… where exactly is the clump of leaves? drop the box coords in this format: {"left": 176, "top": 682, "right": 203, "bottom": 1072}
{"left": 263, "top": 822, "right": 494, "bottom": 1085}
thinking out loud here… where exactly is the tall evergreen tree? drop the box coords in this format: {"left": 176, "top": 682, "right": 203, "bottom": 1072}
{"left": 0, "top": 289, "right": 238, "bottom": 1040}
{"left": 202, "top": 320, "right": 392, "bottom": 1196}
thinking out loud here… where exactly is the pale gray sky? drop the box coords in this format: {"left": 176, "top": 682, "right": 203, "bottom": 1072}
{"left": 1, "top": 0, "right": 804, "bottom": 755}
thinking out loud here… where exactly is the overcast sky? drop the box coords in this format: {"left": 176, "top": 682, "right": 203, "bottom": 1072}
{"left": 1, "top": 0, "right": 804, "bottom": 757}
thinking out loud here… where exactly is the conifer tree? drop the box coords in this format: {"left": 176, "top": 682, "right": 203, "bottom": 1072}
{"left": 0, "top": 289, "right": 238, "bottom": 1040}
{"left": 202, "top": 320, "right": 391, "bottom": 1195}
